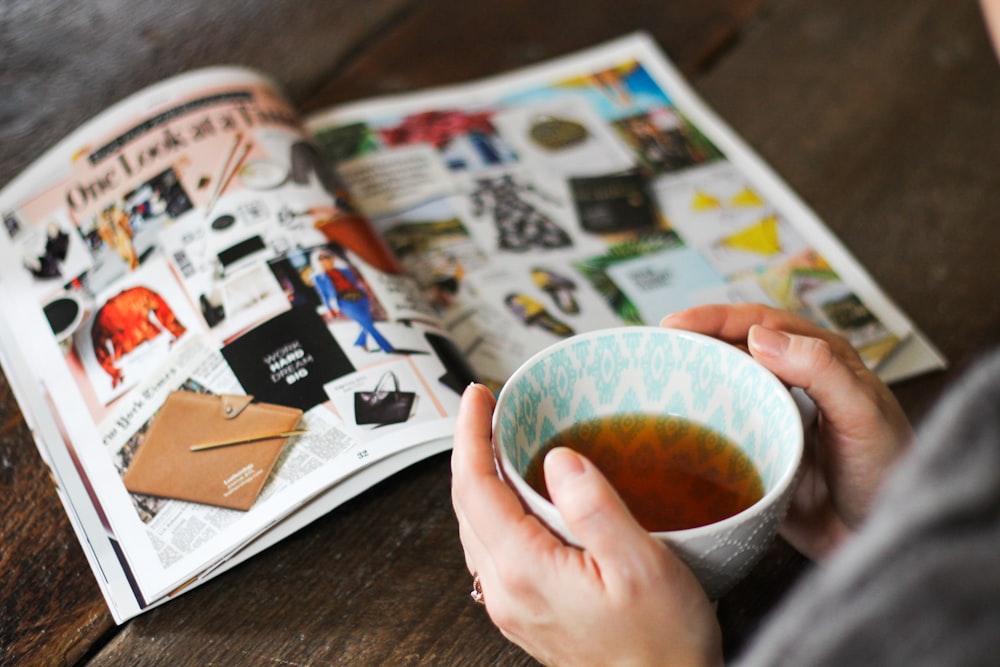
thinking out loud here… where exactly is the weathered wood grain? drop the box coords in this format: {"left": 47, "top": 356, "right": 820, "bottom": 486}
{"left": 3, "top": 0, "right": 997, "bottom": 664}
{"left": 0, "top": 393, "right": 112, "bottom": 666}
{"left": 304, "top": 0, "right": 774, "bottom": 112}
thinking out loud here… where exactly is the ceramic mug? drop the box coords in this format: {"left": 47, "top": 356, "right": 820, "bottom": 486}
{"left": 492, "top": 325, "right": 805, "bottom": 599}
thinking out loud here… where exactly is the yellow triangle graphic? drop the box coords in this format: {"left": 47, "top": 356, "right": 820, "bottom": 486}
{"left": 722, "top": 215, "right": 782, "bottom": 255}
{"left": 730, "top": 187, "right": 764, "bottom": 208}
{"left": 691, "top": 190, "right": 722, "bottom": 210}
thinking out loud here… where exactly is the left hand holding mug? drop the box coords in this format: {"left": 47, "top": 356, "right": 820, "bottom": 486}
{"left": 451, "top": 383, "right": 723, "bottom": 667}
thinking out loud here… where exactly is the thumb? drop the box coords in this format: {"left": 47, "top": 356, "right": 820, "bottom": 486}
{"left": 544, "top": 447, "right": 650, "bottom": 562}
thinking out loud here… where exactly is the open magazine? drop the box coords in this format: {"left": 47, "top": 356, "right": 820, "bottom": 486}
{"left": 0, "top": 32, "right": 945, "bottom": 623}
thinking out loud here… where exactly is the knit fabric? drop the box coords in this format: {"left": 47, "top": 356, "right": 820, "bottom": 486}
{"left": 737, "top": 349, "right": 1000, "bottom": 666}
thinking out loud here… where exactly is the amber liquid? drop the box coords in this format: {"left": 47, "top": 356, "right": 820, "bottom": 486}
{"left": 524, "top": 413, "right": 765, "bottom": 532}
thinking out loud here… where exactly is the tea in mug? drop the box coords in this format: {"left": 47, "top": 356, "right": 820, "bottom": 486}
{"left": 524, "top": 413, "right": 765, "bottom": 531}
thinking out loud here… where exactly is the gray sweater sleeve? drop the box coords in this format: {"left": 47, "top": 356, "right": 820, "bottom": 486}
{"left": 735, "top": 348, "right": 1000, "bottom": 666}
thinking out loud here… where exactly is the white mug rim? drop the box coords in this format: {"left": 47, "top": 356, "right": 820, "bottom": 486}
{"left": 492, "top": 325, "right": 804, "bottom": 541}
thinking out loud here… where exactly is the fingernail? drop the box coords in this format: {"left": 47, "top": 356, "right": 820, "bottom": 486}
{"left": 460, "top": 383, "right": 482, "bottom": 407}
{"left": 749, "top": 325, "right": 790, "bottom": 357}
{"left": 544, "top": 447, "right": 586, "bottom": 494}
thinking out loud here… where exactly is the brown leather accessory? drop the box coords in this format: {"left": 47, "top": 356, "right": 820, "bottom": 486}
{"left": 122, "top": 390, "right": 303, "bottom": 510}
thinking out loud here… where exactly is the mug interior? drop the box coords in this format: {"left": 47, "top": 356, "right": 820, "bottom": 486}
{"left": 493, "top": 326, "right": 802, "bottom": 530}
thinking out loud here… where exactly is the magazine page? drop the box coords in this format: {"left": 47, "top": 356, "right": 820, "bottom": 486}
{"left": 306, "top": 32, "right": 945, "bottom": 390}
{"left": 0, "top": 67, "right": 468, "bottom": 619}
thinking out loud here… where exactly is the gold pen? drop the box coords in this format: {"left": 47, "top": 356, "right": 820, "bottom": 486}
{"left": 189, "top": 429, "right": 309, "bottom": 452}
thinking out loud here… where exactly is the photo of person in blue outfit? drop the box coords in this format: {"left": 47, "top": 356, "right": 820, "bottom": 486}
{"left": 309, "top": 244, "right": 395, "bottom": 354}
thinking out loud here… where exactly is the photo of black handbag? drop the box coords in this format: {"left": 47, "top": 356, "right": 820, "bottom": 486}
{"left": 353, "top": 370, "right": 417, "bottom": 426}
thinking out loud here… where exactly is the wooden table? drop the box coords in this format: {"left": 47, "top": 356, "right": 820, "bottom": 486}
{"left": 3, "top": 0, "right": 998, "bottom": 664}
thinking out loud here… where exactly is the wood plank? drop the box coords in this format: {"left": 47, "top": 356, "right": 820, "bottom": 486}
{"left": 0, "top": 366, "right": 20, "bottom": 433}
{"left": 304, "top": 0, "right": 775, "bottom": 111}
{"left": 0, "top": 395, "right": 113, "bottom": 666}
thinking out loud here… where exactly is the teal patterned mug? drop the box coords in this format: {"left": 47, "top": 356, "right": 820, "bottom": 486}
{"left": 492, "top": 326, "right": 805, "bottom": 599}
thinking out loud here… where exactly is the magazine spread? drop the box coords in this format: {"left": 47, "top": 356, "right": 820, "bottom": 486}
{"left": 304, "top": 33, "right": 944, "bottom": 387}
{"left": 0, "top": 32, "right": 945, "bottom": 623}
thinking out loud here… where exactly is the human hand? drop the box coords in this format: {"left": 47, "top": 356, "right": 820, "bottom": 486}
{"left": 661, "top": 303, "right": 913, "bottom": 560}
{"left": 451, "top": 383, "right": 723, "bottom": 667}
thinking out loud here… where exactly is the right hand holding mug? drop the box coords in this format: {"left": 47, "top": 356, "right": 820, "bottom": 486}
{"left": 662, "top": 303, "right": 913, "bottom": 560}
